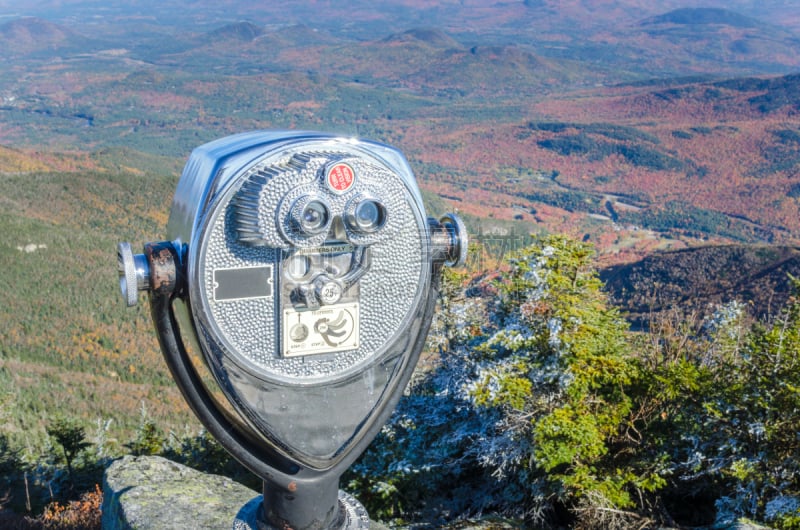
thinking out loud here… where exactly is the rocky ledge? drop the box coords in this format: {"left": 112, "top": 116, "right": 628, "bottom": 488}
{"left": 102, "top": 455, "right": 261, "bottom": 529}
{"left": 101, "top": 455, "right": 390, "bottom": 530}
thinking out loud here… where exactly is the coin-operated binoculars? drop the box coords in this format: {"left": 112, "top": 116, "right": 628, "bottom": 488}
{"left": 117, "top": 131, "right": 467, "bottom": 529}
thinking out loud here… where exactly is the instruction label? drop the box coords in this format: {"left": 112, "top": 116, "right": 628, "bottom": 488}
{"left": 282, "top": 302, "right": 359, "bottom": 357}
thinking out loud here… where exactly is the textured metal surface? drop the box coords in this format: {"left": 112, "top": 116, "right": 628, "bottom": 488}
{"left": 195, "top": 145, "right": 426, "bottom": 381}
{"left": 233, "top": 152, "right": 408, "bottom": 249}
{"left": 166, "top": 132, "right": 433, "bottom": 468}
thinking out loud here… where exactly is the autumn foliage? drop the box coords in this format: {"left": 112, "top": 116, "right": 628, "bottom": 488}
{"left": 40, "top": 485, "right": 102, "bottom": 530}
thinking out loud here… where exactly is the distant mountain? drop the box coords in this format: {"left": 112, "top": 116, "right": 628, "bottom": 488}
{"left": 1, "top": 6, "right": 800, "bottom": 253}
{"left": 205, "top": 21, "right": 264, "bottom": 42}
{"left": 159, "top": 23, "right": 344, "bottom": 72}
{"left": 714, "top": 73, "right": 800, "bottom": 113}
{"left": 622, "top": 73, "right": 800, "bottom": 119}
{"left": 601, "top": 245, "right": 800, "bottom": 325}
{"left": 383, "top": 28, "right": 463, "bottom": 49}
{"left": 643, "top": 8, "right": 762, "bottom": 28}
{"left": 634, "top": 7, "right": 800, "bottom": 75}
{"left": 302, "top": 29, "right": 580, "bottom": 97}
{"left": 253, "top": 24, "right": 342, "bottom": 48}
{"left": 171, "top": 24, "right": 580, "bottom": 97}
{"left": 0, "top": 17, "right": 93, "bottom": 56}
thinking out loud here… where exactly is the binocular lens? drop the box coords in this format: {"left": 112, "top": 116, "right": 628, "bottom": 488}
{"left": 349, "top": 198, "right": 386, "bottom": 233}
{"left": 296, "top": 199, "right": 330, "bottom": 235}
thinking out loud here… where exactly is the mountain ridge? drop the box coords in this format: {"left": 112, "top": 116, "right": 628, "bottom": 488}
{"left": 0, "top": 16, "right": 89, "bottom": 55}
{"left": 642, "top": 7, "right": 764, "bottom": 28}
{"left": 206, "top": 21, "right": 264, "bottom": 42}
{"left": 601, "top": 244, "right": 800, "bottom": 325}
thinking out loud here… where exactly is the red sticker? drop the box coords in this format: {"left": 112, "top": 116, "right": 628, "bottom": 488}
{"left": 326, "top": 163, "right": 355, "bottom": 193}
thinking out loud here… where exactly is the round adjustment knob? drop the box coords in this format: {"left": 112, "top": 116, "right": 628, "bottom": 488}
{"left": 117, "top": 242, "right": 150, "bottom": 307}
{"left": 440, "top": 213, "right": 468, "bottom": 268}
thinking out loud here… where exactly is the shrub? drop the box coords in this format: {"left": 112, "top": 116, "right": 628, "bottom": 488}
{"left": 40, "top": 484, "right": 102, "bottom": 530}
{"left": 466, "top": 235, "right": 664, "bottom": 526}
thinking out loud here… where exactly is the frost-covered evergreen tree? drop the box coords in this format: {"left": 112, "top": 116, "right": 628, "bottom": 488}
{"left": 465, "top": 235, "right": 666, "bottom": 526}
{"left": 347, "top": 236, "right": 800, "bottom": 528}
{"left": 692, "top": 293, "right": 800, "bottom": 528}
{"left": 348, "top": 235, "right": 663, "bottom": 527}
{"left": 346, "top": 265, "right": 509, "bottom": 523}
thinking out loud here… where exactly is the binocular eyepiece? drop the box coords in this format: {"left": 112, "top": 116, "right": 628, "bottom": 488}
{"left": 118, "top": 131, "right": 466, "bottom": 530}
